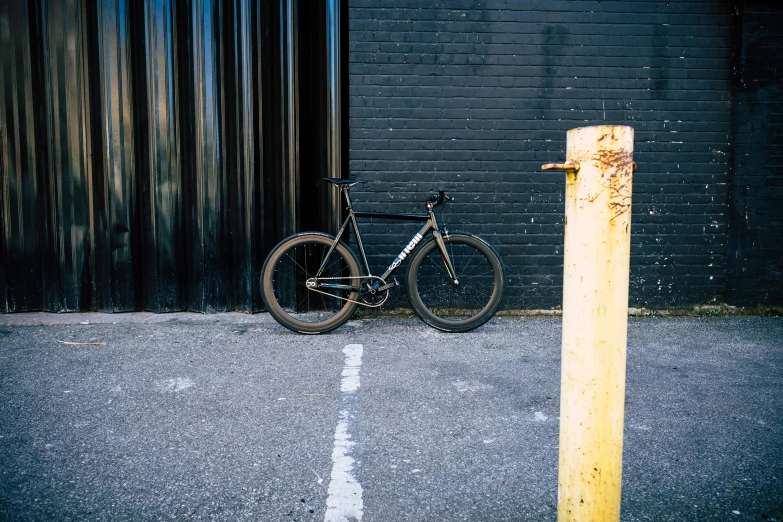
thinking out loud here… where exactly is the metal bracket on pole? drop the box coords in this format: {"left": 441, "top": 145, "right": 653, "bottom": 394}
{"left": 543, "top": 161, "right": 636, "bottom": 173}
{"left": 541, "top": 162, "right": 580, "bottom": 172}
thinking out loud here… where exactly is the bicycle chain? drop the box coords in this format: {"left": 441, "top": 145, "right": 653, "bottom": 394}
{"left": 305, "top": 275, "right": 389, "bottom": 308}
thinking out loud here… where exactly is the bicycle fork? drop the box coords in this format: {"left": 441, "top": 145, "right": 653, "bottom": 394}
{"left": 426, "top": 209, "right": 459, "bottom": 286}
{"left": 432, "top": 230, "right": 459, "bottom": 286}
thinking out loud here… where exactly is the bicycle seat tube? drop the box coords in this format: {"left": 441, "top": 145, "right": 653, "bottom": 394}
{"left": 342, "top": 186, "right": 373, "bottom": 276}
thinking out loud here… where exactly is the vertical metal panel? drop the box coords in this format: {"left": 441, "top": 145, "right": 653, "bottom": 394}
{"left": 92, "top": 0, "right": 140, "bottom": 311}
{"left": 296, "top": 0, "right": 344, "bottom": 238}
{"left": 40, "top": 0, "right": 93, "bottom": 311}
{"left": 138, "top": 0, "right": 185, "bottom": 311}
{"left": 226, "top": 0, "right": 264, "bottom": 312}
{"left": 181, "top": 0, "right": 230, "bottom": 312}
{"left": 325, "top": 0, "right": 342, "bottom": 235}
{"left": 0, "top": 1, "right": 45, "bottom": 311}
{"left": 281, "top": 0, "right": 299, "bottom": 237}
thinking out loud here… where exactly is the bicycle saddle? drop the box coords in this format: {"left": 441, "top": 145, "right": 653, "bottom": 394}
{"left": 323, "top": 177, "right": 366, "bottom": 187}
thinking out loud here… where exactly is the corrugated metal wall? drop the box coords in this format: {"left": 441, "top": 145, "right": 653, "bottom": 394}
{"left": 0, "top": 0, "right": 345, "bottom": 312}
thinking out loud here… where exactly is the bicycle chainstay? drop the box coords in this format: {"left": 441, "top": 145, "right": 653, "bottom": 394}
{"left": 305, "top": 275, "right": 391, "bottom": 308}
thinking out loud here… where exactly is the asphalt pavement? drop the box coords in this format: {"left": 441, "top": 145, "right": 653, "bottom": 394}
{"left": 0, "top": 313, "right": 781, "bottom": 522}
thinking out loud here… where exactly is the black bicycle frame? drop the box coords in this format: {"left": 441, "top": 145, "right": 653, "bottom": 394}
{"left": 315, "top": 187, "right": 458, "bottom": 291}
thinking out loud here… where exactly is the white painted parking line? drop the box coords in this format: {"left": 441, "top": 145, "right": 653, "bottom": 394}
{"left": 324, "top": 344, "right": 364, "bottom": 522}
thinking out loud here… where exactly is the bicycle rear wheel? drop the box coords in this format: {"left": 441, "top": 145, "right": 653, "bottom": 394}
{"left": 261, "top": 233, "right": 360, "bottom": 334}
{"left": 406, "top": 233, "right": 504, "bottom": 332}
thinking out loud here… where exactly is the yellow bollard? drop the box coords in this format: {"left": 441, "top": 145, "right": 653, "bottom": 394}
{"left": 543, "top": 125, "right": 634, "bottom": 522}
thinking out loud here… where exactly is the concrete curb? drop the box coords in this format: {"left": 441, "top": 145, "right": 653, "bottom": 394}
{"left": 2, "top": 303, "right": 781, "bottom": 327}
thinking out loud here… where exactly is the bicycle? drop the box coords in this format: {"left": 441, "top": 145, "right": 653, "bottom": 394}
{"left": 261, "top": 178, "right": 505, "bottom": 334}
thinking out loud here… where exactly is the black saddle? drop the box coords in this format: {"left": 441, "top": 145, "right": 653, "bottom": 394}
{"left": 323, "top": 177, "right": 366, "bottom": 187}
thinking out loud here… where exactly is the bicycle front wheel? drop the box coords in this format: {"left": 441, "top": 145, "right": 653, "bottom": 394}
{"left": 261, "top": 233, "right": 361, "bottom": 334}
{"left": 406, "top": 233, "right": 504, "bottom": 332}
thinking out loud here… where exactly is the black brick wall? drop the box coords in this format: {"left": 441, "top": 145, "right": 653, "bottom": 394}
{"left": 727, "top": 1, "right": 783, "bottom": 306}
{"left": 348, "top": 0, "right": 734, "bottom": 309}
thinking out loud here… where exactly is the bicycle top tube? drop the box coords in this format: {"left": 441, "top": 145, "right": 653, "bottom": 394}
{"left": 329, "top": 178, "right": 440, "bottom": 221}
{"left": 352, "top": 210, "right": 430, "bottom": 221}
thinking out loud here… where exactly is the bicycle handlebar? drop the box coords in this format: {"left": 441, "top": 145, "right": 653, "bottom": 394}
{"left": 428, "top": 190, "right": 453, "bottom": 209}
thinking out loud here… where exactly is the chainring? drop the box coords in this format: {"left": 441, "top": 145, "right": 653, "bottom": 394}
{"left": 359, "top": 276, "right": 390, "bottom": 307}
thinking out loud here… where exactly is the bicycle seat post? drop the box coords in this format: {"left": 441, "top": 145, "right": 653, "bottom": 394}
{"left": 341, "top": 186, "right": 354, "bottom": 211}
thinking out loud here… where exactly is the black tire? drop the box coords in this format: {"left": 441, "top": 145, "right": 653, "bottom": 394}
{"left": 261, "top": 233, "right": 361, "bottom": 334}
{"left": 405, "top": 233, "right": 504, "bottom": 332}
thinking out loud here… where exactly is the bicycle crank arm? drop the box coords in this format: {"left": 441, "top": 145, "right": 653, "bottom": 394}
{"left": 375, "top": 278, "right": 400, "bottom": 292}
